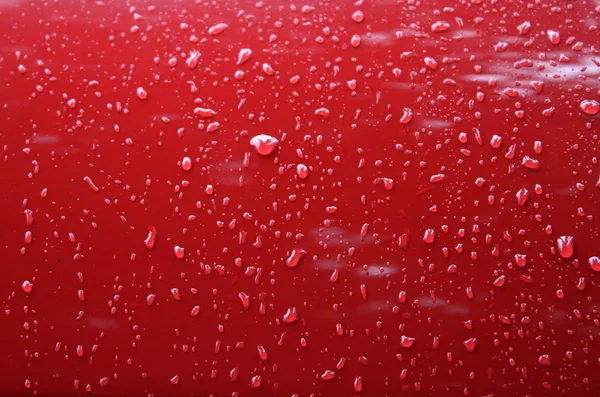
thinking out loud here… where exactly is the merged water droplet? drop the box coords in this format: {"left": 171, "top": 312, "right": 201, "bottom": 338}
{"left": 236, "top": 48, "right": 252, "bottom": 65}
{"left": 22, "top": 280, "right": 33, "bottom": 294}
{"left": 282, "top": 307, "right": 299, "bottom": 323}
{"left": 286, "top": 248, "right": 306, "bottom": 268}
{"left": 250, "top": 134, "right": 279, "bottom": 156}
{"left": 556, "top": 236, "right": 574, "bottom": 259}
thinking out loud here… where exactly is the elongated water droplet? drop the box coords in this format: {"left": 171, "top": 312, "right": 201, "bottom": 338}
{"left": 208, "top": 23, "right": 228, "bottom": 36}
{"left": 257, "top": 345, "right": 268, "bottom": 361}
{"left": 321, "top": 370, "right": 335, "bottom": 380}
{"left": 186, "top": 50, "right": 201, "bottom": 69}
{"left": 431, "top": 21, "right": 450, "bottom": 32}
{"left": 144, "top": 227, "right": 157, "bottom": 249}
{"left": 237, "top": 48, "right": 252, "bottom": 65}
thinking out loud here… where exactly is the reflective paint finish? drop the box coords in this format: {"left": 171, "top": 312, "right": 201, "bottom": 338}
{"left": 1, "top": 0, "right": 599, "bottom": 396}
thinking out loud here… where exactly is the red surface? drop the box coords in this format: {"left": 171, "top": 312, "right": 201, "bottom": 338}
{"left": 1, "top": 0, "right": 599, "bottom": 396}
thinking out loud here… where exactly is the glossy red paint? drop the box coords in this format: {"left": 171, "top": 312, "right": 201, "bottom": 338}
{"left": 1, "top": 0, "right": 599, "bottom": 396}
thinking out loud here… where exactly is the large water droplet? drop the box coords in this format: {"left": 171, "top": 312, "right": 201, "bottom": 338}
{"left": 556, "top": 236, "right": 574, "bottom": 258}
{"left": 580, "top": 100, "right": 599, "bottom": 116}
{"left": 250, "top": 135, "right": 279, "bottom": 156}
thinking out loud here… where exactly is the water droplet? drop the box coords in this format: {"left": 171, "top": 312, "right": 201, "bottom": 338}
{"left": 83, "top": 176, "right": 99, "bottom": 192}
{"left": 296, "top": 164, "right": 309, "bottom": 179}
{"left": 399, "top": 108, "right": 413, "bottom": 124}
{"left": 136, "top": 87, "right": 148, "bottom": 100}
{"left": 144, "top": 226, "right": 157, "bottom": 249}
{"left": 250, "top": 134, "right": 279, "bottom": 156}
{"left": 262, "top": 63, "right": 275, "bottom": 75}
{"left": 517, "top": 21, "right": 531, "bottom": 35}
{"left": 516, "top": 188, "right": 530, "bottom": 206}
{"left": 354, "top": 376, "right": 363, "bottom": 392}
{"left": 174, "top": 246, "right": 185, "bottom": 259}
{"left": 22, "top": 280, "right": 33, "bottom": 294}
{"left": 423, "top": 229, "right": 435, "bottom": 244}
{"left": 514, "top": 254, "right": 527, "bottom": 267}
{"left": 463, "top": 338, "right": 477, "bottom": 353}
{"left": 424, "top": 57, "right": 438, "bottom": 70}
{"left": 206, "top": 122, "right": 220, "bottom": 133}
{"left": 321, "top": 370, "right": 335, "bottom": 380}
{"left": 181, "top": 157, "right": 192, "bottom": 171}
{"left": 588, "top": 256, "right": 600, "bottom": 272}
{"left": 352, "top": 10, "right": 364, "bottom": 23}
{"left": 556, "top": 236, "right": 574, "bottom": 258}
{"left": 250, "top": 375, "right": 262, "bottom": 388}
{"left": 194, "top": 108, "right": 217, "bottom": 117}
{"left": 186, "top": 50, "right": 201, "bottom": 69}
{"left": 493, "top": 275, "right": 506, "bottom": 287}
{"left": 430, "top": 174, "right": 446, "bottom": 184}
{"left": 580, "top": 100, "right": 599, "bottom": 116}
{"left": 191, "top": 306, "right": 200, "bottom": 317}
{"left": 208, "top": 23, "right": 228, "bottom": 36}
{"left": 237, "top": 48, "right": 252, "bottom": 65}
{"left": 238, "top": 292, "right": 250, "bottom": 310}
{"left": 547, "top": 29, "right": 561, "bottom": 45}
{"left": 257, "top": 345, "right": 268, "bottom": 361}
{"left": 431, "top": 21, "right": 450, "bottom": 32}
{"left": 286, "top": 248, "right": 305, "bottom": 268}
{"left": 538, "top": 355, "right": 551, "bottom": 366}
{"left": 315, "top": 108, "right": 331, "bottom": 118}
{"left": 283, "top": 307, "right": 299, "bottom": 323}
{"left": 521, "top": 155, "right": 541, "bottom": 170}
{"left": 400, "top": 335, "right": 416, "bottom": 348}
{"left": 146, "top": 294, "right": 156, "bottom": 306}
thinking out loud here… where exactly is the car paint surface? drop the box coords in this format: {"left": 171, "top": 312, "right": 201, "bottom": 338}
{"left": 0, "top": 0, "right": 599, "bottom": 396}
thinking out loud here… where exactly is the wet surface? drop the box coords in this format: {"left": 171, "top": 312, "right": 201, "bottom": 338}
{"left": 1, "top": 0, "right": 599, "bottom": 396}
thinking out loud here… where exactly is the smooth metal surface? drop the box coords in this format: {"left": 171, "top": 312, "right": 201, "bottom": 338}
{"left": 1, "top": 0, "right": 599, "bottom": 396}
